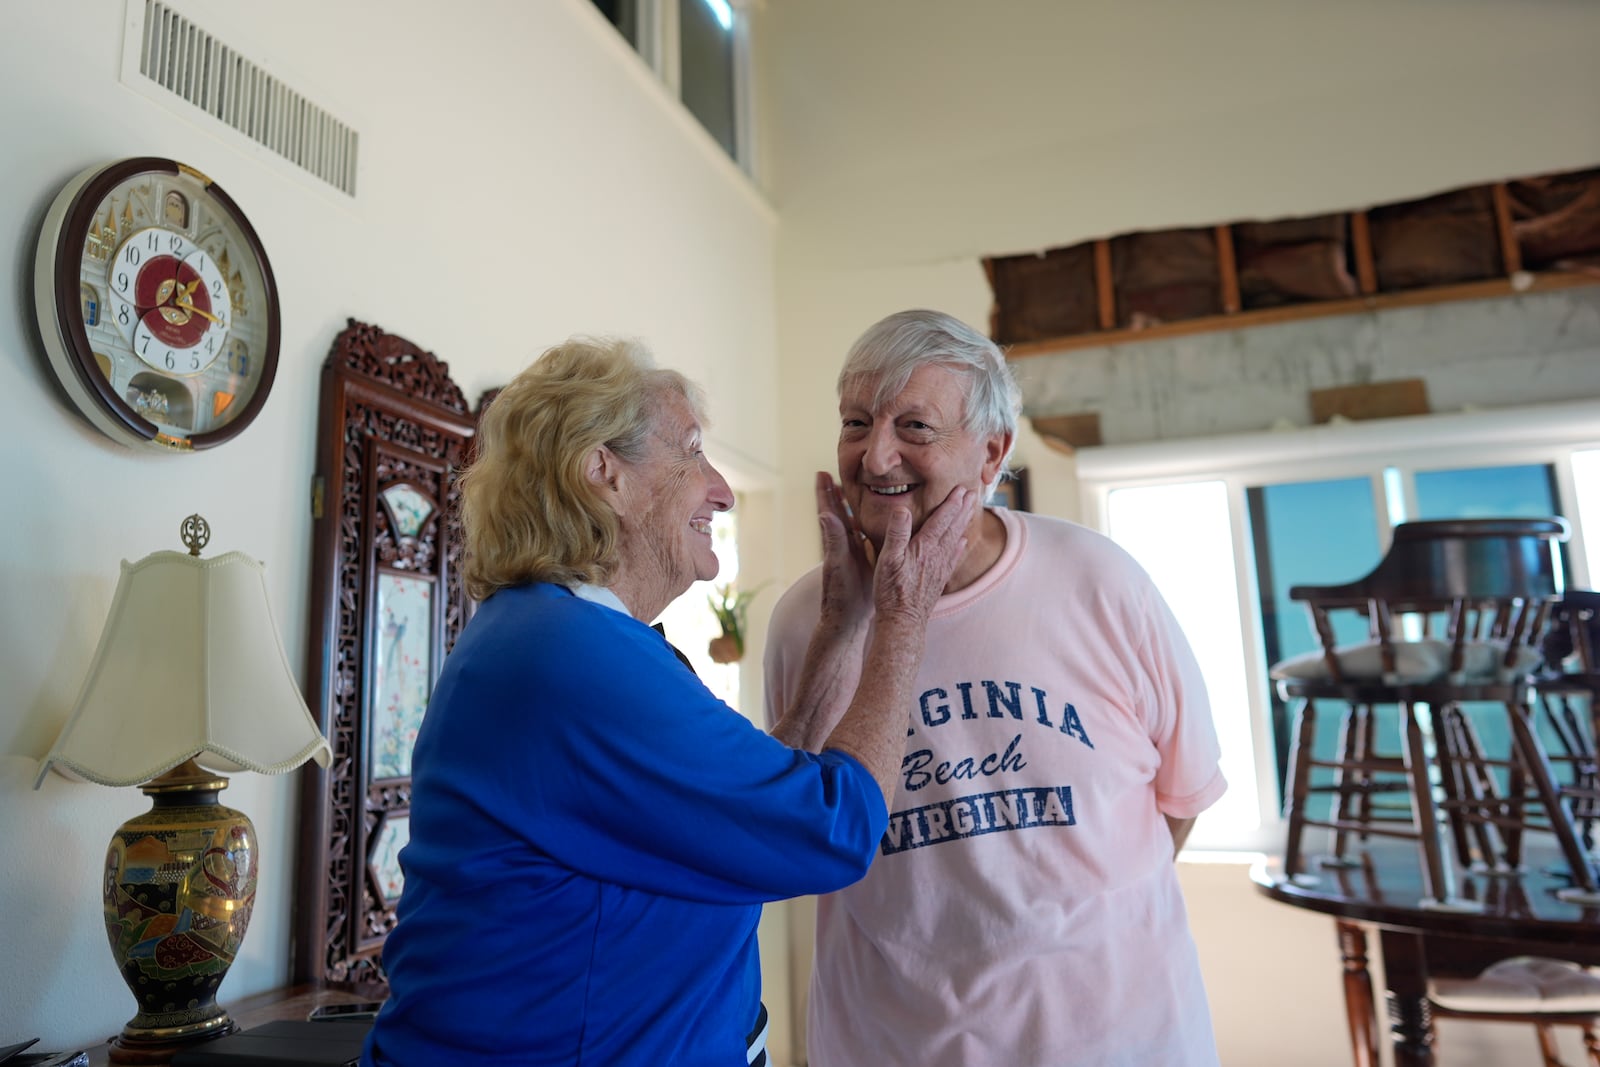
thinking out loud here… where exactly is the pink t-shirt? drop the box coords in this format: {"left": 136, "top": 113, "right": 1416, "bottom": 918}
{"left": 765, "top": 508, "right": 1226, "bottom": 1067}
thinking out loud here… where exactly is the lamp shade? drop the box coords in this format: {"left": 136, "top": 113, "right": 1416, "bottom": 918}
{"left": 35, "top": 548, "right": 331, "bottom": 788}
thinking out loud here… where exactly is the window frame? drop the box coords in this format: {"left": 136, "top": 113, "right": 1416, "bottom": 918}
{"left": 586, "top": 0, "right": 756, "bottom": 176}
{"left": 1073, "top": 398, "right": 1600, "bottom": 853}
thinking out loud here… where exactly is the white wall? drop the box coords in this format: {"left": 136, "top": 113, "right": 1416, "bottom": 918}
{"left": 0, "top": 0, "right": 779, "bottom": 1050}
{"left": 764, "top": 2, "right": 1600, "bottom": 1064}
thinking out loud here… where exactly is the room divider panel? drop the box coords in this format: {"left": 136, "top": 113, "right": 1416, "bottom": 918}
{"left": 292, "top": 319, "right": 477, "bottom": 988}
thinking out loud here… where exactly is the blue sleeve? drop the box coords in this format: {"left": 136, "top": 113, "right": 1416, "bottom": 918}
{"left": 417, "top": 587, "right": 888, "bottom": 904}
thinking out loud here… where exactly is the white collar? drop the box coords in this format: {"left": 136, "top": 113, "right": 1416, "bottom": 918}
{"left": 569, "top": 582, "right": 630, "bottom": 617}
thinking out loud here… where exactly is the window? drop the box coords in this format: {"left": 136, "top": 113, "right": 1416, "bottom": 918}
{"left": 1076, "top": 400, "right": 1600, "bottom": 852}
{"left": 588, "top": 0, "right": 752, "bottom": 171}
{"left": 1106, "top": 481, "right": 1262, "bottom": 843}
{"left": 655, "top": 506, "right": 743, "bottom": 710}
{"left": 1246, "top": 476, "right": 1382, "bottom": 821}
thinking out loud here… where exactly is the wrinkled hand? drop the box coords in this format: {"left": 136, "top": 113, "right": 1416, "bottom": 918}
{"left": 815, "top": 471, "right": 873, "bottom": 633}
{"left": 871, "top": 485, "right": 976, "bottom": 625}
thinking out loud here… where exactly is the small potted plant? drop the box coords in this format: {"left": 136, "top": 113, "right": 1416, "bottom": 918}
{"left": 708, "top": 581, "right": 766, "bottom": 664}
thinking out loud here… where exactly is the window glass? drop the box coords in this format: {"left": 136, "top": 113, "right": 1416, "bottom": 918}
{"left": 656, "top": 507, "right": 742, "bottom": 710}
{"left": 591, "top": 0, "right": 642, "bottom": 50}
{"left": 1107, "top": 482, "right": 1260, "bottom": 838}
{"left": 1575, "top": 450, "right": 1600, "bottom": 586}
{"left": 1247, "top": 477, "right": 1381, "bottom": 814}
{"left": 1414, "top": 463, "right": 1559, "bottom": 520}
{"left": 1250, "top": 477, "right": 1381, "bottom": 668}
{"left": 680, "top": 0, "right": 737, "bottom": 158}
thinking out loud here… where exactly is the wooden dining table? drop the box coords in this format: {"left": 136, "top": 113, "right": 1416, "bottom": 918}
{"left": 1252, "top": 839, "right": 1600, "bottom": 1066}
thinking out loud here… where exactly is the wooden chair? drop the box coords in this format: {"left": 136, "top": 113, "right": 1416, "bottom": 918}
{"left": 1535, "top": 591, "right": 1600, "bottom": 850}
{"left": 1429, "top": 956, "right": 1600, "bottom": 1067}
{"left": 1273, "top": 518, "right": 1600, "bottom": 907}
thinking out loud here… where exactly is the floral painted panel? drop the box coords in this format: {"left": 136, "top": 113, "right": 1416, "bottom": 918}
{"left": 370, "top": 814, "right": 410, "bottom": 903}
{"left": 370, "top": 572, "right": 434, "bottom": 780}
{"left": 381, "top": 483, "right": 434, "bottom": 539}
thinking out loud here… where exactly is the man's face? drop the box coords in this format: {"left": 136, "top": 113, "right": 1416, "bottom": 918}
{"left": 837, "top": 364, "right": 1006, "bottom": 546}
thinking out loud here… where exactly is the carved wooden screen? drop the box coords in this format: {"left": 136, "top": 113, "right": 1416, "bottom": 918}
{"left": 294, "top": 319, "right": 475, "bottom": 988}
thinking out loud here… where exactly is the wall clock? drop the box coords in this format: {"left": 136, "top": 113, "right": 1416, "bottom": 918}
{"left": 33, "top": 157, "right": 281, "bottom": 451}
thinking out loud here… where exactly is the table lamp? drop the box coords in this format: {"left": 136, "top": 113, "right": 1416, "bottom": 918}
{"left": 34, "top": 515, "right": 331, "bottom": 1064}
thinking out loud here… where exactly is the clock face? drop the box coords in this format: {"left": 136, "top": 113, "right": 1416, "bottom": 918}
{"left": 34, "top": 158, "right": 280, "bottom": 450}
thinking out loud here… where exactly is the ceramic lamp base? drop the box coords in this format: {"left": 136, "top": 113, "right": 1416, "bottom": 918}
{"left": 102, "top": 759, "right": 257, "bottom": 1064}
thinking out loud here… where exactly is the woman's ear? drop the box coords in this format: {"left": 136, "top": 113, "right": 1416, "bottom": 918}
{"left": 586, "top": 446, "right": 624, "bottom": 510}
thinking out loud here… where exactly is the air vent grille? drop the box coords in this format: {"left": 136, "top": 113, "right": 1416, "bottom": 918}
{"left": 135, "top": 1, "right": 359, "bottom": 195}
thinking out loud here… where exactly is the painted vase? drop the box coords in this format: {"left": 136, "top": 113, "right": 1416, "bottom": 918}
{"left": 102, "top": 760, "right": 255, "bottom": 1060}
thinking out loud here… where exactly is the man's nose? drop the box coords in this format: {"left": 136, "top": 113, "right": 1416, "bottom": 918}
{"left": 861, "top": 424, "right": 900, "bottom": 474}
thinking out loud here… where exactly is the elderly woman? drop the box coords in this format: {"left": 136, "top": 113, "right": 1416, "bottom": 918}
{"left": 363, "top": 337, "right": 974, "bottom": 1066}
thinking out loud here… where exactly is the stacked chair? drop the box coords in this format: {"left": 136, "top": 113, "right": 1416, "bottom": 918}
{"left": 1275, "top": 523, "right": 1600, "bottom": 1065}
{"left": 1272, "top": 517, "right": 1598, "bottom": 906}
{"left": 1537, "top": 590, "right": 1600, "bottom": 851}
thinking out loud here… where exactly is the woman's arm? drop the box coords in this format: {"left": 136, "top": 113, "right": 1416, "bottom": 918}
{"left": 773, "top": 481, "right": 974, "bottom": 807}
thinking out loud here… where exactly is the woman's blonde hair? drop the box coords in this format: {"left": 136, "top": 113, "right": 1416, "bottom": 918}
{"left": 460, "top": 336, "right": 700, "bottom": 601}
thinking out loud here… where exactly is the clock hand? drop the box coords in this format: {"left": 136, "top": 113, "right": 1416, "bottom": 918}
{"left": 174, "top": 299, "right": 222, "bottom": 325}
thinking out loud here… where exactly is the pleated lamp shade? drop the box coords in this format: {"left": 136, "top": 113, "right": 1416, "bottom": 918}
{"left": 35, "top": 547, "right": 331, "bottom": 788}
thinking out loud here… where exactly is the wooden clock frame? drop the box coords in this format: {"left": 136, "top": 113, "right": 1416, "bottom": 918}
{"left": 293, "top": 319, "right": 476, "bottom": 989}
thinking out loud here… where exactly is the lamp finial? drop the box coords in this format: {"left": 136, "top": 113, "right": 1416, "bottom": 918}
{"left": 180, "top": 513, "right": 211, "bottom": 557}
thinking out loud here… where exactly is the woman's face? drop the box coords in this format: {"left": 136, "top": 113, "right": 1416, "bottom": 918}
{"left": 615, "top": 390, "right": 735, "bottom": 612}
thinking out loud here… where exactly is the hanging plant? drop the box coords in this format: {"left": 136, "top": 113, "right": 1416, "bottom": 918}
{"left": 707, "top": 581, "right": 767, "bottom": 664}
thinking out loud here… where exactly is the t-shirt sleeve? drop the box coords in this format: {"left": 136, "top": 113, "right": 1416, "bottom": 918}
{"left": 761, "top": 569, "right": 821, "bottom": 733}
{"left": 431, "top": 595, "right": 886, "bottom": 906}
{"left": 1129, "top": 568, "right": 1228, "bottom": 819}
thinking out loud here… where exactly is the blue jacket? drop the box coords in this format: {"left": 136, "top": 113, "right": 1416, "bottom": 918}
{"left": 366, "top": 582, "right": 886, "bottom": 1065}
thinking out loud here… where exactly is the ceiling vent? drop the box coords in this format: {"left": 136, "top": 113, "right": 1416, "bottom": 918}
{"left": 127, "top": 1, "right": 360, "bottom": 196}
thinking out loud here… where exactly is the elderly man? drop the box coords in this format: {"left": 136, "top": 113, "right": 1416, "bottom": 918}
{"left": 765, "top": 309, "right": 1227, "bottom": 1067}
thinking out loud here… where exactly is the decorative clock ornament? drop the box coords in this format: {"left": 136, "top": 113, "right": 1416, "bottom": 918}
{"left": 34, "top": 157, "right": 281, "bottom": 451}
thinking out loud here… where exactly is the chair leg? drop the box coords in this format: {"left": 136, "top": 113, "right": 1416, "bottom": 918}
{"left": 1283, "top": 698, "right": 1318, "bottom": 879}
{"left": 1507, "top": 727, "right": 1530, "bottom": 870}
{"left": 1401, "top": 698, "right": 1453, "bottom": 903}
{"left": 1442, "top": 705, "right": 1509, "bottom": 870}
{"left": 1549, "top": 690, "right": 1600, "bottom": 851}
{"left": 1507, "top": 697, "right": 1600, "bottom": 893}
{"left": 1351, "top": 706, "right": 1379, "bottom": 841}
{"left": 1433, "top": 705, "right": 1485, "bottom": 867}
{"left": 1331, "top": 703, "right": 1365, "bottom": 858}
{"left": 1536, "top": 1022, "right": 1565, "bottom": 1067}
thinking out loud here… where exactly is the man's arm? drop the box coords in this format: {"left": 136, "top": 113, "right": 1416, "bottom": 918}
{"left": 1165, "top": 814, "right": 1196, "bottom": 857}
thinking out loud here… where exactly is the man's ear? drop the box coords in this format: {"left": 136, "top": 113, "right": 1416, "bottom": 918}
{"left": 981, "top": 430, "right": 1015, "bottom": 486}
